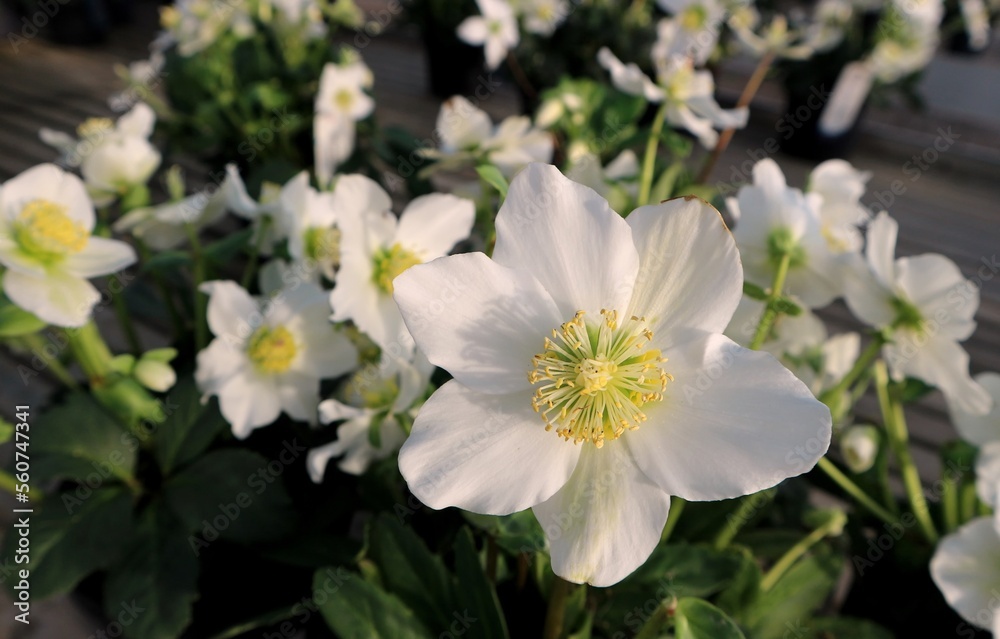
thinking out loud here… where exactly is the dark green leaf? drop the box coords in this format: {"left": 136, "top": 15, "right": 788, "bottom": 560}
{"left": 742, "top": 282, "right": 768, "bottom": 301}
{"left": 153, "top": 377, "right": 228, "bottom": 475}
{"left": 163, "top": 449, "right": 297, "bottom": 544}
{"left": 454, "top": 528, "right": 509, "bottom": 639}
{"left": 675, "top": 598, "right": 746, "bottom": 639}
{"left": 103, "top": 501, "right": 199, "bottom": 639}
{"left": 899, "top": 377, "right": 935, "bottom": 402}
{"left": 715, "top": 547, "right": 763, "bottom": 618}
{"left": 313, "top": 568, "right": 433, "bottom": 639}
{"left": 631, "top": 543, "right": 745, "bottom": 598}
{"left": 141, "top": 250, "right": 192, "bottom": 274}
{"left": 462, "top": 510, "right": 546, "bottom": 555}
{"left": 803, "top": 616, "right": 894, "bottom": 639}
{"left": 476, "top": 165, "right": 509, "bottom": 199}
{"left": 203, "top": 228, "right": 254, "bottom": 265}
{"left": 0, "top": 301, "right": 45, "bottom": 337}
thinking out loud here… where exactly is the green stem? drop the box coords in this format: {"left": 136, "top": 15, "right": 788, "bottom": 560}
{"left": 714, "top": 489, "right": 775, "bottom": 550}
{"left": 65, "top": 322, "right": 114, "bottom": 383}
{"left": 748, "top": 252, "right": 792, "bottom": 351}
{"left": 138, "top": 242, "right": 186, "bottom": 341}
{"left": 760, "top": 512, "right": 846, "bottom": 591}
{"left": 660, "top": 496, "right": 686, "bottom": 543}
{"left": 634, "top": 600, "right": 673, "bottom": 639}
{"left": 185, "top": 223, "right": 208, "bottom": 351}
{"left": 241, "top": 217, "right": 273, "bottom": 289}
{"left": 819, "top": 335, "right": 884, "bottom": 406}
{"left": 942, "top": 471, "right": 960, "bottom": 533}
{"left": 817, "top": 457, "right": 897, "bottom": 525}
{"left": 959, "top": 481, "right": 978, "bottom": 524}
{"left": 543, "top": 577, "right": 572, "bottom": 639}
{"left": 875, "top": 361, "right": 938, "bottom": 543}
{"left": 20, "top": 333, "right": 78, "bottom": 389}
{"left": 637, "top": 103, "right": 668, "bottom": 206}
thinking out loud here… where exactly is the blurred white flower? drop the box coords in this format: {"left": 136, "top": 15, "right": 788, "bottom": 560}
{"left": 40, "top": 103, "right": 161, "bottom": 206}
{"left": 516, "top": 0, "right": 569, "bottom": 35}
{"left": 653, "top": 2, "right": 725, "bottom": 65}
{"left": 278, "top": 171, "right": 344, "bottom": 282}
{"left": 843, "top": 212, "right": 991, "bottom": 414}
{"left": 0, "top": 164, "right": 136, "bottom": 327}
{"left": 158, "top": 0, "right": 255, "bottom": 56}
{"left": 728, "top": 159, "right": 844, "bottom": 308}
{"left": 724, "top": 295, "right": 827, "bottom": 358}
{"left": 867, "top": 0, "right": 943, "bottom": 83}
{"left": 959, "top": 0, "right": 991, "bottom": 51}
{"left": 802, "top": 0, "right": 853, "bottom": 53}
{"left": 931, "top": 517, "right": 1000, "bottom": 636}
{"left": 840, "top": 424, "right": 879, "bottom": 473}
{"left": 223, "top": 164, "right": 289, "bottom": 256}
{"left": 329, "top": 175, "right": 474, "bottom": 357}
{"left": 807, "top": 159, "right": 872, "bottom": 254}
{"left": 195, "top": 279, "right": 358, "bottom": 439}
{"left": 565, "top": 149, "right": 640, "bottom": 207}
{"left": 393, "top": 163, "right": 831, "bottom": 586}
{"left": 729, "top": 12, "right": 817, "bottom": 60}
{"left": 114, "top": 182, "right": 230, "bottom": 250}
{"left": 314, "top": 56, "right": 375, "bottom": 188}
{"left": 458, "top": 0, "right": 519, "bottom": 70}
{"left": 950, "top": 372, "right": 1000, "bottom": 447}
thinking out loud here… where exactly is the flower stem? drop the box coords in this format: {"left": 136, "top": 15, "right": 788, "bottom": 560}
{"left": 714, "top": 489, "right": 775, "bottom": 550}
{"left": 748, "top": 251, "right": 791, "bottom": 351}
{"left": 543, "top": 576, "right": 572, "bottom": 639}
{"left": 959, "top": 481, "right": 978, "bottom": 524}
{"left": 760, "top": 511, "right": 846, "bottom": 591}
{"left": 696, "top": 51, "right": 774, "bottom": 184}
{"left": 874, "top": 361, "right": 938, "bottom": 544}
{"left": 819, "top": 334, "right": 884, "bottom": 406}
{"left": 816, "top": 457, "right": 897, "bottom": 525}
{"left": 942, "top": 471, "right": 960, "bottom": 533}
{"left": 20, "top": 332, "right": 78, "bottom": 389}
{"left": 66, "top": 321, "right": 114, "bottom": 383}
{"left": 185, "top": 223, "right": 209, "bottom": 351}
{"left": 660, "top": 496, "right": 686, "bottom": 543}
{"left": 138, "top": 241, "right": 186, "bottom": 341}
{"left": 241, "top": 217, "right": 272, "bottom": 289}
{"left": 635, "top": 600, "right": 674, "bottom": 639}
{"left": 638, "top": 103, "right": 668, "bottom": 206}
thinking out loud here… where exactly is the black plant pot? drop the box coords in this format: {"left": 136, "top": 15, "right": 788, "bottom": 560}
{"left": 779, "top": 73, "right": 868, "bottom": 162}
{"left": 421, "top": 21, "right": 483, "bottom": 99}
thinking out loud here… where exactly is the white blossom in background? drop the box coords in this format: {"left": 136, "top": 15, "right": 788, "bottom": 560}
{"left": 949, "top": 372, "right": 1000, "bottom": 447}
{"left": 458, "top": 0, "right": 520, "bottom": 70}
{"left": 114, "top": 181, "right": 230, "bottom": 250}
{"left": 653, "top": 1, "right": 725, "bottom": 65}
{"left": 867, "top": 0, "right": 943, "bottom": 83}
{"left": 195, "top": 279, "right": 358, "bottom": 439}
{"left": 959, "top": 0, "right": 991, "bottom": 51}
{"left": 157, "top": 0, "right": 255, "bottom": 56}
{"left": 275, "top": 171, "right": 345, "bottom": 282}
{"left": 314, "top": 55, "right": 375, "bottom": 188}
{"left": 931, "top": 517, "right": 1000, "bottom": 636}
{"left": 0, "top": 164, "right": 136, "bottom": 327}
{"left": 393, "top": 164, "right": 831, "bottom": 586}
{"left": 223, "top": 164, "right": 290, "bottom": 256}
{"left": 802, "top": 0, "right": 853, "bottom": 53}
{"left": 565, "top": 148, "right": 640, "bottom": 209}
{"left": 840, "top": 424, "right": 879, "bottom": 473}
{"left": 516, "top": 0, "right": 569, "bottom": 36}
{"left": 535, "top": 90, "right": 585, "bottom": 128}
{"left": 807, "top": 159, "right": 872, "bottom": 255}
{"left": 724, "top": 295, "right": 827, "bottom": 358}
{"left": 329, "top": 175, "right": 475, "bottom": 358}
{"left": 843, "top": 212, "right": 992, "bottom": 415}
{"left": 423, "top": 96, "right": 553, "bottom": 177}
{"left": 728, "top": 10, "right": 817, "bottom": 60}
{"left": 727, "top": 159, "right": 844, "bottom": 308}
{"left": 40, "top": 103, "right": 161, "bottom": 206}
{"left": 597, "top": 24, "right": 748, "bottom": 149}
{"left": 307, "top": 353, "right": 434, "bottom": 479}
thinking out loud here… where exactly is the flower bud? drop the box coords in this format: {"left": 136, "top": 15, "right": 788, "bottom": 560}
{"left": 841, "top": 424, "right": 879, "bottom": 473}
{"left": 134, "top": 349, "right": 177, "bottom": 392}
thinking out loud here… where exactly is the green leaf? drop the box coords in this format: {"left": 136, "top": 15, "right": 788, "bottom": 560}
{"left": 454, "top": 528, "right": 509, "bottom": 639}
{"left": 476, "top": 164, "right": 509, "bottom": 199}
{"left": 462, "top": 510, "right": 546, "bottom": 555}
{"left": 0, "top": 417, "right": 13, "bottom": 445}
{"left": 803, "top": 617, "right": 894, "bottom": 639}
{"left": 368, "top": 514, "right": 459, "bottom": 631}
{"left": 742, "top": 282, "right": 768, "bottom": 301}
{"left": 675, "top": 598, "right": 746, "bottom": 639}
{"left": 313, "top": 568, "right": 433, "bottom": 639}
{"left": 773, "top": 296, "right": 803, "bottom": 316}
{"left": 141, "top": 250, "right": 192, "bottom": 275}
{"left": 899, "top": 377, "right": 935, "bottom": 402}
{"left": 103, "top": 501, "right": 199, "bottom": 639}
{"left": 0, "top": 300, "right": 45, "bottom": 337}
{"left": 163, "top": 449, "right": 297, "bottom": 544}
{"left": 203, "top": 228, "right": 254, "bottom": 265}
{"left": 1, "top": 487, "right": 133, "bottom": 599}
{"left": 632, "top": 543, "right": 744, "bottom": 598}
{"left": 714, "top": 547, "right": 763, "bottom": 618}
{"left": 153, "top": 377, "right": 228, "bottom": 475}
{"left": 33, "top": 391, "right": 137, "bottom": 485}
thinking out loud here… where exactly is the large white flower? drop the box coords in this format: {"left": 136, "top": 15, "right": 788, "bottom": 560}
{"left": 392, "top": 164, "right": 832, "bottom": 586}
{"left": 314, "top": 56, "right": 375, "bottom": 188}
{"left": 806, "top": 159, "right": 871, "bottom": 255}
{"left": 0, "top": 164, "right": 136, "bottom": 327}
{"left": 844, "top": 212, "right": 991, "bottom": 415}
{"left": 728, "top": 159, "right": 844, "bottom": 308}
{"left": 329, "top": 176, "right": 475, "bottom": 357}
{"left": 458, "top": 0, "right": 520, "bottom": 70}
{"left": 195, "top": 279, "right": 358, "bottom": 439}
{"left": 40, "top": 103, "right": 161, "bottom": 206}
{"left": 931, "top": 517, "right": 1000, "bottom": 636}
{"left": 597, "top": 46, "right": 748, "bottom": 149}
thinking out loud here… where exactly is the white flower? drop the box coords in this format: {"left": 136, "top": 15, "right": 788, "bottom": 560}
{"left": 484, "top": 116, "right": 555, "bottom": 177}
{"left": 307, "top": 353, "right": 433, "bottom": 479}
{"left": 330, "top": 175, "right": 474, "bottom": 357}
{"left": 867, "top": 0, "right": 942, "bottom": 82}
{"left": 729, "top": 12, "right": 817, "bottom": 60}
{"left": 393, "top": 164, "right": 832, "bottom": 586}
{"left": 278, "top": 171, "right": 343, "bottom": 281}
{"left": 517, "top": 0, "right": 569, "bottom": 35}
{"left": 195, "top": 279, "right": 358, "bottom": 439}
{"left": 597, "top": 47, "right": 748, "bottom": 149}
{"left": 113, "top": 182, "right": 230, "bottom": 250}
{"left": 653, "top": 2, "right": 725, "bottom": 65}
{"left": 840, "top": 424, "right": 879, "bottom": 473}
{"left": 802, "top": 0, "right": 853, "bottom": 53}
{"left": 0, "top": 164, "right": 136, "bottom": 327}
{"left": 728, "top": 159, "right": 844, "bottom": 308}
{"left": 724, "top": 295, "right": 827, "bottom": 359}
{"left": 223, "top": 164, "right": 289, "bottom": 255}
{"left": 959, "top": 0, "right": 991, "bottom": 51}
{"left": 458, "top": 0, "right": 520, "bottom": 70}
{"left": 931, "top": 517, "right": 1000, "bottom": 636}
{"left": 843, "top": 212, "right": 991, "bottom": 414}
{"left": 40, "top": 103, "right": 161, "bottom": 206}
{"left": 158, "top": 0, "right": 255, "bottom": 56}
{"left": 950, "top": 372, "right": 1000, "bottom": 447}
{"left": 314, "top": 56, "right": 375, "bottom": 188}
{"left": 807, "top": 159, "right": 871, "bottom": 255}
{"left": 565, "top": 149, "right": 640, "bottom": 208}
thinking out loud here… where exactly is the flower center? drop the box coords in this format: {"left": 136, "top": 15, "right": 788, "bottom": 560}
{"left": 305, "top": 226, "right": 341, "bottom": 263}
{"left": 529, "top": 309, "right": 672, "bottom": 448}
{"left": 890, "top": 296, "right": 924, "bottom": 332}
{"left": 680, "top": 4, "right": 708, "bottom": 31}
{"left": 77, "top": 117, "right": 113, "bottom": 140}
{"left": 247, "top": 325, "right": 297, "bottom": 374}
{"left": 372, "top": 243, "right": 422, "bottom": 294}
{"left": 15, "top": 200, "right": 89, "bottom": 260}
{"left": 334, "top": 88, "right": 354, "bottom": 112}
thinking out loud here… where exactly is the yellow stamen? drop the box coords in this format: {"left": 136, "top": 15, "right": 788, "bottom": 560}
{"left": 247, "top": 325, "right": 297, "bottom": 374}
{"left": 15, "top": 200, "right": 89, "bottom": 260}
{"left": 372, "top": 243, "right": 422, "bottom": 294}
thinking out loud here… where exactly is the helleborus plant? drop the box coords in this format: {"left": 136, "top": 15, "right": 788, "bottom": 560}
{"left": 314, "top": 53, "right": 375, "bottom": 187}
{"left": 393, "top": 163, "right": 832, "bottom": 585}
{"left": 457, "top": 0, "right": 520, "bottom": 69}
{"left": 0, "top": 164, "right": 136, "bottom": 327}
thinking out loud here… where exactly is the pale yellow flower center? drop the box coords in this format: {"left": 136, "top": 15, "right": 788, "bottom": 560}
{"left": 247, "top": 325, "right": 297, "bottom": 374}
{"left": 334, "top": 88, "right": 354, "bottom": 112}
{"left": 529, "top": 309, "right": 672, "bottom": 448}
{"left": 305, "top": 226, "right": 341, "bottom": 263}
{"left": 680, "top": 5, "right": 708, "bottom": 31}
{"left": 77, "top": 117, "right": 113, "bottom": 140}
{"left": 372, "top": 243, "right": 422, "bottom": 294}
{"left": 15, "top": 200, "right": 89, "bottom": 260}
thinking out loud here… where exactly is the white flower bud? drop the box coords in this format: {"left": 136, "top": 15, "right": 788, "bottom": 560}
{"left": 841, "top": 424, "right": 879, "bottom": 473}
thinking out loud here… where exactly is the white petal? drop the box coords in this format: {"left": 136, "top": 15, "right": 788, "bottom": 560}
{"left": 436, "top": 96, "right": 493, "bottom": 152}
{"left": 394, "top": 252, "right": 563, "bottom": 394}
{"left": 887, "top": 332, "right": 992, "bottom": 415}
{"left": 930, "top": 518, "right": 1000, "bottom": 631}
{"left": 217, "top": 370, "right": 283, "bottom": 439}
{"left": 117, "top": 102, "right": 156, "bottom": 138}
{"left": 843, "top": 253, "right": 895, "bottom": 328}
{"left": 457, "top": 16, "right": 488, "bottom": 45}
{"left": 625, "top": 197, "right": 743, "bottom": 336}
{"left": 866, "top": 212, "right": 898, "bottom": 289}
{"left": 398, "top": 381, "right": 581, "bottom": 515}
{"left": 276, "top": 372, "right": 320, "bottom": 424}
{"left": 318, "top": 398, "right": 367, "bottom": 423}
{"left": 200, "top": 280, "right": 258, "bottom": 341}
{"left": 195, "top": 338, "right": 246, "bottom": 397}
{"left": 626, "top": 330, "right": 832, "bottom": 500}
{"left": 493, "top": 163, "right": 640, "bottom": 318}
{"left": 666, "top": 104, "right": 718, "bottom": 149}
{"left": 64, "top": 237, "right": 136, "bottom": 278}
{"left": 532, "top": 440, "right": 670, "bottom": 586}
{"left": 3, "top": 268, "right": 99, "bottom": 328}
{"left": 975, "top": 442, "right": 1000, "bottom": 508}
{"left": 896, "top": 253, "right": 977, "bottom": 341}
{"left": 951, "top": 372, "right": 1000, "bottom": 447}
{"left": 0, "top": 164, "right": 94, "bottom": 231}
{"left": 395, "top": 194, "right": 475, "bottom": 258}
{"left": 597, "top": 47, "right": 664, "bottom": 102}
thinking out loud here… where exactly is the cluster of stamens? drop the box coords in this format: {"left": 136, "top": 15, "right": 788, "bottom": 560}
{"left": 528, "top": 309, "right": 672, "bottom": 448}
